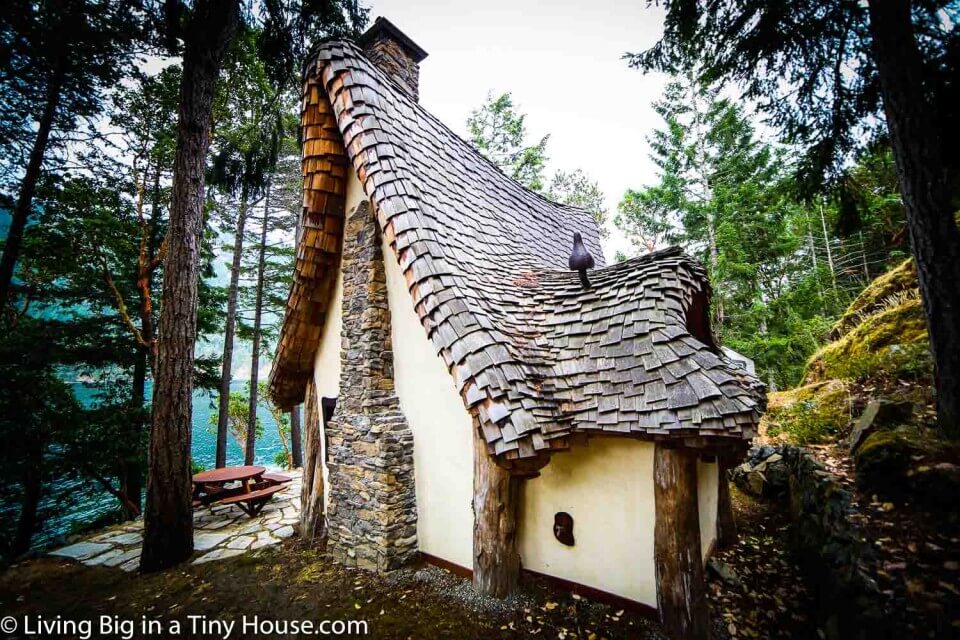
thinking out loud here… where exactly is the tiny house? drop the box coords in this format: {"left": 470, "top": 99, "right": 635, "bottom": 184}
{"left": 269, "top": 17, "right": 763, "bottom": 638}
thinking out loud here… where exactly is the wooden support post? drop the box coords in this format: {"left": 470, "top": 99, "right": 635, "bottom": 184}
{"left": 473, "top": 424, "right": 520, "bottom": 598}
{"left": 299, "top": 380, "right": 325, "bottom": 542}
{"left": 715, "top": 457, "right": 737, "bottom": 549}
{"left": 654, "top": 443, "right": 711, "bottom": 640}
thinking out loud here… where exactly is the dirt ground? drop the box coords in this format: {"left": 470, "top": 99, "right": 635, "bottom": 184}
{"left": 0, "top": 493, "right": 815, "bottom": 640}
{"left": 707, "top": 488, "right": 816, "bottom": 639}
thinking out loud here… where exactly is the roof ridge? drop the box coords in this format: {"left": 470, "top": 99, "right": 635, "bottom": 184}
{"left": 308, "top": 38, "right": 602, "bottom": 240}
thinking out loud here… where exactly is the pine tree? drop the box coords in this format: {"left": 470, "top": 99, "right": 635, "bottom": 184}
{"left": 0, "top": 0, "right": 148, "bottom": 314}
{"left": 627, "top": 0, "right": 960, "bottom": 436}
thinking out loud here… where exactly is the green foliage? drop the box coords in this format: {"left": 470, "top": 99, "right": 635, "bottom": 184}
{"left": 546, "top": 169, "right": 608, "bottom": 237}
{"left": 763, "top": 380, "right": 851, "bottom": 445}
{"left": 615, "top": 188, "right": 682, "bottom": 253}
{"left": 467, "top": 91, "right": 550, "bottom": 192}
{"left": 625, "top": 1, "right": 959, "bottom": 196}
{"left": 615, "top": 73, "right": 850, "bottom": 387}
{"left": 0, "top": 0, "right": 149, "bottom": 192}
{"left": 259, "top": 382, "right": 292, "bottom": 469}
{"left": 273, "top": 451, "right": 291, "bottom": 469}
{"left": 209, "top": 386, "right": 263, "bottom": 452}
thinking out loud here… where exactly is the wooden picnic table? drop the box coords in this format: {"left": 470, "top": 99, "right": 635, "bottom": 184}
{"left": 192, "top": 465, "right": 266, "bottom": 507}
{"left": 193, "top": 465, "right": 266, "bottom": 491}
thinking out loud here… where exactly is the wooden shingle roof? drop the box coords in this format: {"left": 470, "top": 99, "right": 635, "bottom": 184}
{"left": 269, "top": 39, "right": 763, "bottom": 469}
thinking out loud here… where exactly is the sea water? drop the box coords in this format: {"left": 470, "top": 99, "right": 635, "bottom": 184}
{"left": 16, "top": 380, "right": 286, "bottom": 550}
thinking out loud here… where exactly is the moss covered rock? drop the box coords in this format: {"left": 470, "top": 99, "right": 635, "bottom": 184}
{"left": 830, "top": 259, "right": 917, "bottom": 340}
{"left": 853, "top": 425, "right": 960, "bottom": 506}
{"left": 854, "top": 427, "right": 919, "bottom": 495}
{"left": 762, "top": 380, "right": 850, "bottom": 445}
{"left": 906, "top": 462, "right": 960, "bottom": 509}
{"left": 805, "top": 296, "right": 929, "bottom": 384}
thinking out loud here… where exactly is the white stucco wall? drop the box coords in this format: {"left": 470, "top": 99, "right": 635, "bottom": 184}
{"left": 518, "top": 438, "right": 658, "bottom": 606}
{"left": 697, "top": 459, "right": 719, "bottom": 561}
{"left": 310, "top": 172, "right": 364, "bottom": 508}
{"left": 381, "top": 234, "right": 475, "bottom": 569}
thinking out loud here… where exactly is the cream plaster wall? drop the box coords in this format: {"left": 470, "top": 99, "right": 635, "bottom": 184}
{"left": 518, "top": 438, "right": 658, "bottom": 607}
{"left": 310, "top": 172, "right": 364, "bottom": 508}
{"left": 697, "top": 459, "right": 719, "bottom": 561}
{"left": 380, "top": 234, "right": 475, "bottom": 569}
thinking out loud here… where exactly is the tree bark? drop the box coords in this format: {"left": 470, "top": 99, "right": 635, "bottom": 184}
{"left": 299, "top": 380, "right": 324, "bottom": 541}
{"left": 245, "top": 181, "right": 270, "bottom": 465}
{"left": 715, "top": 458, "right": 737, "bottom": 549}
{"left": 290, "top": 404, "right": 303, "bottom": 468}
{"left": 140, "top": 0, "right": 238, "bottom": 574}
{"left": 0, "top": 58, "right": 65, "bottom": 314}
{"left": 472, "top": 424, "right": 520, "bottom": 598}
{"left": 216, "top": 189, "right": 249, "bottom": 468}
{"left": 867, "top": 0, "right": 960, "bottom": 438}
{"left": 654, "top": 444, "right": 711, "bottom": 640}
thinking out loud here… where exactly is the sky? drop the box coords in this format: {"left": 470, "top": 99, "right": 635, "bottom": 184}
{"left": 365, "top": 0, "right": 670, "bottom": 261}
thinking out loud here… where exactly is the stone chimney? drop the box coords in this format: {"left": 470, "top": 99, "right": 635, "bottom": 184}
{"left": 358, "top": 17, "right": 428, "bottom": 101}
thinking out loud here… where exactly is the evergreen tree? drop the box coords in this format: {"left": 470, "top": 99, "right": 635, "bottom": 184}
{"left": 627, "top": 0, "right": 960, "bottom": 436}
{"left": 238, "top": 133, "right": 299, "bottom": 465}
{"left": 467, "top": 91, "right": 549, "bottom": 192}
{"left": 0, "top": 0, "right": 149, "bottom": 314}
{"left": 546, "top": 169, "right": 608, "bottom": 238}
{"left": 209, "top": 26, "right": 284, "bottom": 470}
{"left": 468, "top": 91, "right": 608, "bottom": 233}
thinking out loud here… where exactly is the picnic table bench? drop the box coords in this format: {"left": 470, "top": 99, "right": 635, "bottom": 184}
{"left": 218, "top": 484, "right": 286, "bottom": 516}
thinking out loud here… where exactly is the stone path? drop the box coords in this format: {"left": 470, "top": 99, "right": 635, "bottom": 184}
{"left": 50, "top": 469, "right": 302, "bottom": 573}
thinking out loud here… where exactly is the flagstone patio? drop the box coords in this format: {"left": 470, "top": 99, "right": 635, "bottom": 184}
{"left": 50, "top": 469, "right": 302, "bottom": 573}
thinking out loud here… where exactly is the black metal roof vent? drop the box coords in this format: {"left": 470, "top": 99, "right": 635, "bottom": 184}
{"left": 568, "top": 232, "right": 595, "bottom": 289}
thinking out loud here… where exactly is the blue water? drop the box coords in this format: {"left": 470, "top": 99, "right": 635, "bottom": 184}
{"left": 29, "top": 380, "right": 287, "bottom": 549}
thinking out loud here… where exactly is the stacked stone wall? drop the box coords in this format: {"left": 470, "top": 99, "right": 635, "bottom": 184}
{"left": 325, "top": 200, "right": 418, "bottom": 572}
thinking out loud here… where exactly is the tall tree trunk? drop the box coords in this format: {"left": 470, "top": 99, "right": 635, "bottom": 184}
{"left": 653, "top": 444, "right": 710, "bottom": 640}
{"left": 140, "top": 0, "right": 238, "bottom": 573}
{"left": 216, "top": 188, "right": 249, "bottom": 468}
{"left": 123, "top": 348, "right": 148, "bottom": 520}
{"left": 122, "top": 165, "right": 163, "bottom": 521}
{"left": 472, "top": 424, "right": 520, "bottom": 598}
{"left": 868, "top": 0, "right": 960, "bottom": 437}
{"left": 245, "top": 182, "right": 270, "bottom": 465}
{"left": 13, "top": 431, "right": 43, "bottom": 556}
{"left": 818, "top": 201, "right": 837, "bottom": 291}
{"left": 290, "top": 405, "right": 303, "bottom": 468}
{"left": 0, "top": 58, "right": 65, "bottom": 314}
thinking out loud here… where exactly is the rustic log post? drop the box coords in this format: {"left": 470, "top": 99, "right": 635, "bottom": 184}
{"left": 299, "top": 379, "right": 325, "bottom": 541}
{"left": 654, "top": 443, "right": 711, "bottom": 640}
{"left": 715, "top": 457, "right": 737, "bottom": 549}
{"left": 473, "top": 423, "right": 520, "bottom": 598}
